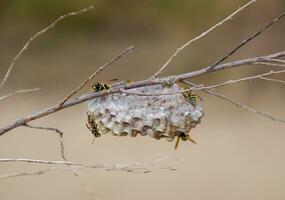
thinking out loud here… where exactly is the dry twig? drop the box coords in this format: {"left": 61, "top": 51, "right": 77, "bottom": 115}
{"left": 258, "top": 77, "right": 285, "bottom": 85}
{"left": 183, "top": 81, "right": 285, "bottom": 123}
{"left": 269, "top": 59, "right": 285, "bottom": 64}
{"left": 152, "top": 0, "right": 256, "bottom": 78}
{"left": 253, "top": 61, "right": 285, "bottom": 68}
{"left": 23, "top": 123, "right": 66, "bottom": 160}
{"left": 206, "top": 11, "right": 285, "bottom": 72}
{"left": 59, "top": 46, "right": 134, "bottom": 105}
{"left": 0, "top": 5, "right": 94, "bottom": 92}
{"left": 0, "top": 157, "right": 177, "bottom": 180}
{"left": 0, "top": 88, "right": 40, "bottom": 101}
{"left": 192, "top": 69, "right": 285, "bottom": 91}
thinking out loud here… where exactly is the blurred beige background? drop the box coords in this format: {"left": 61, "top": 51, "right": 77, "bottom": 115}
{"left": 0, "top": 0, "right": 285, "bottom": 200}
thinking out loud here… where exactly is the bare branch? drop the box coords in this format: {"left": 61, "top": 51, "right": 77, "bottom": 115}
{"left": 0, "top": 165, "right": 176, "bottom": 180}
{"left": 0, "top": 157, "right": 177, "bottom": 180}
{"left": 206, "top": 11, "right": 285, "bottom": 72}
{"left": 23, "top": 124, "right": 66, "bottom": 160}
{"left": 0, "top": 168, "right": 54, "bottom": 180}
{"left": 254, "top": 62, "right": 285, "bottom": 68}
{"left": 152, "top": 0, "right": 256, "bottom": 78}
{"left": 122, "top": 69, "right": 285, "bottom": 95}
{"left": 0, "top": 88, "right": 40, "bottom": 101}
{"left": 0, "top": 5, "right": 94, "bottom": 92}
{"left": 269, "top": 59, "right": 285, "bottom": 64}
{"left": 0, "top": 158, "right": 80, "bottom": 165}
{"left": 192, "top": 69, "right": 285, "bottom": 90}
{"left": 183, "top": 81, "right": 285, "bottom": 123}
{"left": 59, "top": 46, "right": 134, "bottom": 105}
{"left": 258, "top": 77, "right": 285, "bottom": 85}
{"left": 0, "top": 51, "right": 285, "bottom": 136}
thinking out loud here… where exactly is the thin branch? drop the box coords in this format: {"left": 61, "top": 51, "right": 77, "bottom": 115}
{"left": 254, "top": 61, "right": 285, "bottom": 68}
{"left": 183, "top": 81, "right": 285, "bottom": 123}
{"left": 152, "top": 0, "right": 256, "bottom": 78}
{"left": 59, "top": 46, "right": 134, "bottom": 105}
{"left": 192, "top": 69, "right": 285, "bottom": 91}
{"left": 0, "top": 158, "right": 80, "bottom": 165}
{"left": 0, "top": 165, "right": 176, "bottom": 180}
{"left": 0, "top": 51, "right": 284, "bottom": 136}
{"left": 0, "top": 5, "right": 94, "bottom": 92}
{"left": 0, "top": 157, "right": 177, "bottom": 180}
{"left": 206, "top": 11, "right": 285, "bottom": 72}
{"left": 23, "top": 123, "right": 66, "bottom": 160}
{"left": 122, "top": 69, "right": 285, "bottom": 95}
{"left": 0, "top": 88, "right": 40, "bottom": 101}
{"left": 259, "top": 77, "right": 285, "bottom": 85}
{"left": 269, "top": 59, "right": 285, "bottom": 64}
{"left": 0, "top": 168, "right": 54, "bottom": 180}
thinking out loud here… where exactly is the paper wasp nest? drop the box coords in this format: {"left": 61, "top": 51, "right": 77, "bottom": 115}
{"left": 87, "top": 83, "right": 204, "bottom": 141}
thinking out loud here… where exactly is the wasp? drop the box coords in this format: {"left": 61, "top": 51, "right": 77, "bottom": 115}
{"left": 87, "top": 80, "right": 118, "bottom": 142}
{"left": 177, "top": 82, "right": 203, "bottom": 107}
{"left": 174, "top": 132, "right": 197, "bottom": 150}
{"left": 91, "top": 82, "right": 111, "bottom": 92}
{"left": 86, "top": 112, "right": 101, "bottom": 143}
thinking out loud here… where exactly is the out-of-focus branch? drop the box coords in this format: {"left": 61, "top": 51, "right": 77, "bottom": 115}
{"left": 269, "top": 59, "right": 285, "bottom": 64}
{"left": 152, "top": 0, "right": 256, "bottom": 78}
{"left": 0, "top": 88, "right": 40, "bottom": 101}
{"left": 0, "top": 5, "right": 94, "bottom": 92}
{"left": 0, "top": 51, "right": 284, "bottom": 136}
{"left": 0, "top": 168, "right": 54, "bottom": 180}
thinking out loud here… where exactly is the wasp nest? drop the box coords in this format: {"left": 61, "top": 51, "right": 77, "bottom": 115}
{"left": 87, "top": 83, "right": 204, "bottom": 144}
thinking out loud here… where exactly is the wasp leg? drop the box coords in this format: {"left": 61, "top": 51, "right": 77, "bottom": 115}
{"left": 86, "top": 123, "right": 92, "bottom": 131}
{"left": 174, "top": 136, "right": 181, "bottom": 150}
{"left": 185, "top": 134, "right": 197, "bottom": 144}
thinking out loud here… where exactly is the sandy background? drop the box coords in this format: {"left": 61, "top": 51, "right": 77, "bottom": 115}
{"left": 0, "top": 0, "right": 285, "bottom": 200}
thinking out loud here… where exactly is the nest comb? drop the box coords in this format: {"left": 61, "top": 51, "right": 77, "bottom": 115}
{"left": 87, "top": 83, "right": 204, "bottom": 146}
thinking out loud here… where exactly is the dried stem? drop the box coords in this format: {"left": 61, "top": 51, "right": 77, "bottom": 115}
{"left": 23, "top": 123, "right": 66, "bottom": 160}
{"left": 59, "top": 46, "right": 134, "bottom": 105}
{"left": 192, "top": 69, "right": 285, "bottom": 90}
{"left": 253, "top": 62, "right": 285, "bottom": 68}
{"left": 258, "top": 77, "right": 285, "bottom": 85}
{"left": 183, "top": 81, "right": 285, "bottom": 123}
{"left": 0, "top": 5, "right": 94, "bottom": 92}
{"left": 0, "top": 157, "right": 176, "bottom": 180}
{"left": 0, "top": 168, "right": 55, "bottom": 180}
{"left": 269, "top": 59, "right": 285, "bottom": 64}
{"left": 0, "top": 158, "right": 79, "bottom": 165}
{"left": 152, "top": 0, "right": 256, "bottom": 78}
{"left": 0, "top": 88, "right": 40, "bottom": 101}
{"left": 206, "top": 11, "right": 285, "bottom": 72}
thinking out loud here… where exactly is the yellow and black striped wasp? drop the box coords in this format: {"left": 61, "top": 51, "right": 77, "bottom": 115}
{"left": 87, "top": 79, "right": 120, "bottom": 143}
{"left": 86, "top": 112, "right": 101, "bottom": 139}
{"left": 173, "top": 82, "right": 203, "bottom": 149}
{"left": 177, "top": 82, "right": 203, "bottom": 107}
